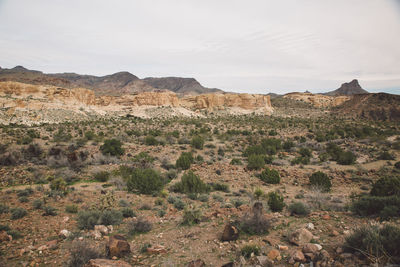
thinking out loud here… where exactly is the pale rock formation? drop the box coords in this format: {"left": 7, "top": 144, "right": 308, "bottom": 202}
{"left": 284, "top": 92, "right": 350, "bottom": 108}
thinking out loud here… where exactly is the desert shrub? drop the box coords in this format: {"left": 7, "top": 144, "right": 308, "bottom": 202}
{"left": 174, "top": 199, "right": 185, "bottom": 210}
{"left": 170, "top": 171, "right": 209, "bottom": 194}
{"left": 309, "top": 171, "right": 331, "bottom": 192}
{"left": 50, "top": 178, "right": 67, "bottom": 192}
{"left": 100, "top": 139, "right": 124, "bottom": 156}
{"left": 267, "top": 192, "right": 285, "bottom": 212}
{"left": 17, "top": 188, "right": 34, "bottom": 197}
{"left": 32, "top": 199, "right": 43, "bottom": 210}
{"left": 288, "top": 202, "right": 310, "bottom": 216}
{"left": 175, "top": 152, "right": 194, "bottom": 170}
{"left": 351, "top": 195, "right": 400, "bottom": 218}
{"left": 121, "top": 207, "right": 136, "bottom": 218}
{"left": 239, "top": 202, "right": 271, "bottom": 235}
{"left": 127, "top": 217, "right": 152, "bottom": 235}
{"left": 139, "top": 203, "right": 152, "bottom": 210}
{"left": 93, "top": 171, "right": 110, "bottom": 182}
{"left": 395, "top": 161, "right": 400, "bottom": 170}
{"left": 370, "top": 176, "right": 400, "bottom": 197}
{"left": 209, "top": 182, "right": 229, "bottom": 192}
{"left": 42, "top": 206, "right": 57, "bottom": 216}
{"left": 181, "top": 207, "right": 202, "bottom": 225}
{"left": 378, "top": 151, "right": 395, "bottom": 160}
{"left": 164, "top": 169, "right": 177, "bottom": 181}
{"left": 100, "top": 209, "right": 123, "bottom": 225}
{"left": 230, "top": 158, "right": 242, "bottom": 165}
{"left": 198, "top": 194, "right": 209, "bottom": 202}
{"left": 191, "top": 136, "right": 204, "bottom": 149}
{"left": 65, "top": 204, "right": 78, "bottom": 213}
{"left": 119, "top": 199, "right": 130, "bottom": 207}
{"left": 299, "top": 147, "right": 312, "bottom": 158}
{"left": 247, "top": 154, "right": 265, "bottom": 170}
{"left": 133, "top": 152, "right": 155, "bottom": 168}
{"left": 380, "top": 205, "right": 399, "bottom": 220}
{"left": 145, "top": 135, "right": 158, "bottom": 146}
{"left": 259, "top": 168, "right": 280, "bottom": 184}
{"left": 19, "top": 196, "right": 29, "bottom": 203}
{"left": 126, "top": 168, "right": 164, "bottom": 195}
{"left": 167, "top": 195, "right": 177, "bottom": 204}
{"left": 337, "top": 151, "right": 356, "bottom": 165}
{"left": 7, "top": 229, "right": 22, "bottom": 239}
{"left": 0, "top": 204, "right": 9, "bottom": 214}
{"left": 344, "top": 224, "right": 400, "bottom": 263}
{"left": 283, "top": 140, "right": 294, "bottom": 151}
{"left": 67, "top": 240, "right": 103, "bottom": 267}
{"left": 231, "top": 198, "right": 245, "bottom": 208}
{"left": 77, "top": 209, "right": 122, "bottom": 230}
{"left": 241, "top": 245, "right": 260, "bottom": 258}
{"left": 10, "top": 207, "right": 27, "bottom": 220}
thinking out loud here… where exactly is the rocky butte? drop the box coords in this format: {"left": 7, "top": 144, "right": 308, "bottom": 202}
{"left": 0, "top": 81, "right": 273, "bottom": 124}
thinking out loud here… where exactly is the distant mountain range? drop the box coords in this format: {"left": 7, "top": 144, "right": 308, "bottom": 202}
{"left": 0, "top": 66, "right": 222, "bottom": 96}
{"left": 324, "top": 79, "right": 368, "bottom": 96}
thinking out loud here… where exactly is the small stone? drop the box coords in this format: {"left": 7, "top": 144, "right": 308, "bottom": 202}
{"left": 60, "top": 229, "right": 71, "bottom": 238}
{"left": 302, "top": 243, "right": 322, "bottom": 254}
{"left": 278, "top": 245, "right": 288, "bottom": 251}
{"left": 331, "top": 230, "right": 339, "bottom": 236}
{"left": 306, "top": 223, "right": 315, "bottom": 230}
{"left": 95, "top": 225, "right": 109, "bottom": 235}
{"left": 322, "top": 214, "right": 330, "bottom": 220}
{"left": 267, "top": 249, "right": 280, "bottom": 261}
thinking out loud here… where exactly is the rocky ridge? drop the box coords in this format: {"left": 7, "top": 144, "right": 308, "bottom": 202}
{"left": 283, "top": 92, "right": 350, "bottom": 108}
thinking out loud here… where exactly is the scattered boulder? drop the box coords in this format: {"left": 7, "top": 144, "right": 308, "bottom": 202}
{"left": 267, "top": 249, "right": 281, "bottom": 261}
{"left": 289, "top": 228, "right": 313, "bottom": 246}
{"left": 221, "top": 224, "right": 239, "bottom": 241}
{"left": 256, "top": 255, "right": 273, "bottom": 267}
{"left": 106, "top": 235, "right": 131, "bottom": 258}
{"left": 0, "top": 231, "right": 12, "bottom": 242}
{"left": 95, "top": 225, "right": 109, "bottom": 235}
{"left": 187, "top": 259, "right": 205, "bottom": 267}
{"left": 289, "top": 250, "right": 306, "bottom": 264}
{"left": 302, "top": 243, "right": 322, "bottom": 254}
{"left": 306, "top": 223, "right": 314, "bottom": 230}
{"left": 84, "top": 259, "right": 132, "bottom": 267}
{"left": 59, "top": 229, "right": 71, "bottom": 238}
{"left": 146, "top": 245, "right": 167, "bottom": 254}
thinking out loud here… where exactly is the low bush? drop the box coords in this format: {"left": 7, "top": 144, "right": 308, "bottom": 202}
{"left": 267, "top": 192, "right": 285, "bottom": 212}
{"left": 191, "top": 136, "right": 204, "bottom": 150}
{"left": 175, "top": 152, "right": 194, "bottom": 170}
{"left": 239, "top": 202, "right": 271, "bottom": 235}
{"left": 0, "top": 204, "right": 9, "bottom": 214}
{"left": 344, "top": 224, "right": 400, "bottom": 263}
{"left": 126, "top": 168, "right": 164, "bottom": 195}
{"left": 241, "top": 245, "right": 260, "bottom": 259}
{"left": 288, "top": 202, "right": 310, "bottom": 216}
{"left": 10, "top": 207, "right": 27, "bottom": 220}
{"left": 259, "top": 168, "right": 280, "bottom": 184}
{"left": 181, "top": 207, "right": 202, "bottom": 225}
{"left": 144, "top": 135, "right": 158, "bottom": 146}
{"left": 42, "top": 206, "right": 57, "bottom": 216}
{"left": 127, "top": 217, "right": 152, "bottom": 235}
{"left": 67, "top": 240, "right": 103, "bottom": 267}
{"left": 309, "top": 171, "right": 331, "bottom": 192}
{"left": 170, "top": 171, "right": 209, "bottom": 194}
{"left": 230, "top": 158, "right": 242, "bottom": 165}
{"left": 121, "top": 207, "right": 136, "bottom": 218}
{"left": 378, "top": 151, "right": 395, "bottom": 160}
{"left": 65, "top": 204, "right": 78, "bottom": 213}
{"left": 351, "top": 195, "right": 400, "bottom": 218}
{"left": 50, "top": 178, "right": 67, "bottom": 192}
{"left": 100, "top": 139, "right": 124, "bottom": 156}
{"left": 370, "top": 176, "right": 400, "bottom": 197}
{"left": 247, "top": 154, "right": 265, "bottom": 170}
{"left": 174, "top": 199, "right": 185, "bottom": 210}
{"left": 18, "top": 196, "right": 29, "bottom": 203}
{"left": 77, "top": 209, "right": 122, "bottom": 229}
{"left": 93, "top": 171, "right": 110, "bottom": 182}
{"left": 32, "top": 199, "right": 43, "bottom": 209}
{"left": 209, "top": 182, "right": 229, "bottom": 192}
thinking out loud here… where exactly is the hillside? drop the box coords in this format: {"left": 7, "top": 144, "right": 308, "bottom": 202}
{"left": 334, "top": 92, "right": 400, "bottom": 121}
{"left": 0, "top": 66, "right": 222, "bottom": 96}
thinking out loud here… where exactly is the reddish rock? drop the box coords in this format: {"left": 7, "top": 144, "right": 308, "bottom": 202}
{"left": 84, "top": 259, "right": 132, "bottom": 267}
{"left": 322, "top": 214, "right": 330, "bottom": 220}
{"left": 289, "top": 228, "right": 313, "bottom": 246}
{"left": 147, "top": 245, "right": 167, "bottom": 254}
{"left": 267, "top": 249, "right": 280, "bottom": 261}
{"left": 221, "top": 224, "right": 239, "bottom": 241}
{"left": 0, "top": 231, "right": 12, "bottom": 242}
{"left": 290, "top": 250, "right": 306, "bottom": 263}
{"left": 187, "top": 259, "right": 205, "bottom": 267}
{"left": 106, "top": 235, "right": 130, "bottom": 258}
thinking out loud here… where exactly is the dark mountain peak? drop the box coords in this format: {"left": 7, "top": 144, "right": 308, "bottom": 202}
{"left": 12, "top": 65, "right": 28, "bottom": 71}
{"left": 106, "top": 71, "right": 138, "bottom": 80}
{"left": 325, "top": 79, "right": 368, "bottom": 96}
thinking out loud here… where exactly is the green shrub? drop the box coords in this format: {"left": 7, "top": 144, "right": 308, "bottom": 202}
{"left": 209, "top": 182, "right": 229, "bottom": 192}
{"left": 167, "top": 195, "right": 177, "bottom": 204}
{"left": 283, "top": 140, "right": 294, "bottom": 151}
{"left": 378, "top": 151, "right": 395, "bottom": 160}
{"left": 42, "top": 206, "right": 57, "bottom": 216}
{"left": 337, "top": 151, "right": 356, "bottom": 165}
{"left": 50, "top": 178, "right": 67, "bottom": 192}
{"left": 351, "top": 195, "right": 400, "bottom": 217}
{"left": 247, "top": 154, "right": 265, "bottom": 170}
{"left": 67, "top": 240, "right": 103, "bottom": 267}
{"left": 17, "top": 188, "right": 34, "bottom": 197}
{"left": 309, "top": 171, "right": 331, "bottom": 192}
{"left": 288, "top": 202, "right": 310, "bottom": 216}
{"left": 145, "top": 136, "right": 158, "bottom": 146}
{"left": 175, "top": 152, "right": 194, "bottom": 170}
{"left": 77, "top": 209, "right": 123, "bottom": 230}
{"left": 230, "top": 158, "right": 242, "bottom": 165}
{"left": 93, "top": 171, "right": 110, "bottom": 182}
{"left": 32, "top": 199, "right": 43, "bottom": 210}
{"left": 121, "top": 207, "right": 136, "bottom": 218}
{"left": 241, "top": 245, "right": 260, "bottom": 258}
{"left": 259, "top": 168, "right": 280, "bottom": 184}
{"left": 100, "top": 139, "right": 124, "bottom": 156}
{"left": 267, "top": 192, "right": 285, "bottom": 212}
{"left": 370, "top": 176, "right": 400, "bottom": 197}
{"left": 10, "top": 208, "right": 27, "bottom": 220}
{"left": 0, "top": 204, "right": 9, "bottom": 214}
{"left": 380, "top": 205, "right": 399, "bottom": 220}
{"left": 299, "top": 147, "right": 312, "bottom": 157}
{"left": 191, "top": 136, "right": 204, "bottom": 150}
{"left": 345, "top": 224, "right": 400, "bottom": 262}
{"left": 170, "top": 171, "right": 209, "bottom": 194}
{"left": 181, "top": 207, "right": 202, "bottom": 225}
{"left": 18, "top": 196, "right": 29, "bottom": 203}
{"left": 395, "top": 161, "right": 400, "bottom": 170}
{"left": 65, "top": 204, "right": 78, "bottom": 213}
{"left": 126, "top": 168, "right": 164, "bottom": 195}
{"left": 174, "top": 199, "right": 185, "bottom": 210}
{"left": 127, "top": 217, "right": 152, "bottom": 235}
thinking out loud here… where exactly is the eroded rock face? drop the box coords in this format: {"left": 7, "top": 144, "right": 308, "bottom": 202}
{"left": 284, "top": 92, "right": 350, "bottom": 108}
{"left": 106, "top": 235, "right": 130, "bottom": 258}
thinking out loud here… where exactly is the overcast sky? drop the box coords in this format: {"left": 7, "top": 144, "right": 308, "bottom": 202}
{"left": 0, "top": 0, "right": 399, "bottom": 94}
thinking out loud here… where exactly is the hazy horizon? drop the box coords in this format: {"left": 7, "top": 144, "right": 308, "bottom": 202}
{"left": 0, "top": 0, "right": 399, "bottom": 95}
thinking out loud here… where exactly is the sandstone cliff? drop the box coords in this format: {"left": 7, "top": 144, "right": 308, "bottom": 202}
{"left": 283, "top": 92, "right": 350, "bottom": 108}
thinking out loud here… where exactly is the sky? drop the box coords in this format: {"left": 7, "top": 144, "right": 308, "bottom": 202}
{"left": 0, "top": 0, "right": 399, "bottom": 95}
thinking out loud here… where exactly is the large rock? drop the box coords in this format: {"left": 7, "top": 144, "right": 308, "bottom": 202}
{"left": 84, "top": 259, "right": 132, "bottom": 267}
{"left": 289, "top": 228, "right": 313, "bottom": 246}
{"left": 289, "top": 250, "right": 306, "bottom": 263}
{"left": 106, "top": 235, "right": 130, "bottom": 258}
{"left": 302, "top": 243, "right": 322, "bottom": 254}
{"left": 221, "top": 224, "right": 239, "bottom": 241}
